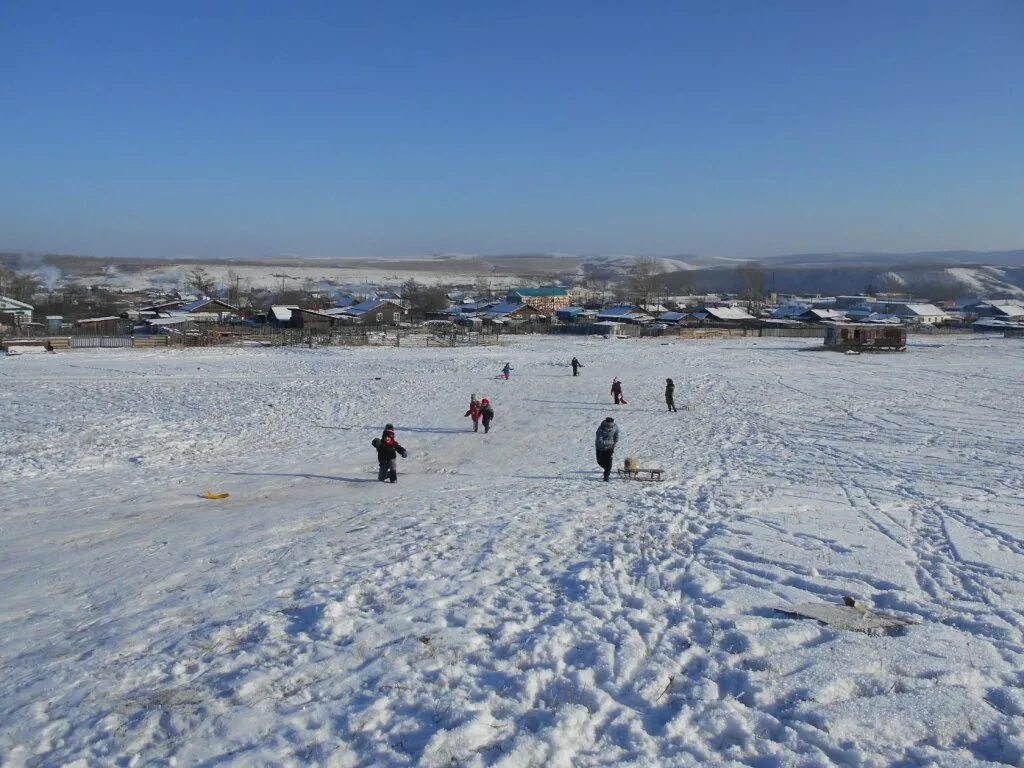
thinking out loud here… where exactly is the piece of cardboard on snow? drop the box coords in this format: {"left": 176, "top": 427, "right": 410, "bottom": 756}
{"left": 777, "top": 601, "right": 916, "bottom": 634}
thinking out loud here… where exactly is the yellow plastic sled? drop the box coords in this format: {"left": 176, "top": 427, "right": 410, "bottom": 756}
{"left": 202, "top": 491, "right": 230, "bottom": 500}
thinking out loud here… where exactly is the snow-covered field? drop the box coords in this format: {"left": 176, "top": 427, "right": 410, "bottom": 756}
{"left": 2, "top": 335, "right": 1023, "bottom": 767}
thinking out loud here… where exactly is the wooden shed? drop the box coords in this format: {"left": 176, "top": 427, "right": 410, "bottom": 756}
{"left": 824, "top": 323, "right": 906, "bottom": 351}
{"left": 74, "top": 316, "right": 128, "bottom": 335}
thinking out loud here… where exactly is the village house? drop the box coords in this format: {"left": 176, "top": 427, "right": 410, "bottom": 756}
{"left": 888, "top": 303, "right": 949, "bottom": 325}
{"left": 179, "top": 298, "right": 241, "bottom": 322}
{"left": 267, "top": 306, "right": 336, "bottom": 331}
{"left": 555, "top": 306, "right": 589, "bottom": 323}
{"left": 700, "top": 306, "right": 758, "bottom": 324}
{"left": 478, "top": 301, "right": 546, "bottom": 325}
{"left": 0, "top": 296, "right": 34, "bottom": 325}
{"left": 967, "top": 301, "right": 1024, "bottom": 321}
{"left": 137, "top": 299, "right": 185, "bottom": 315}
{"left": 506, "top": 286, "right": 571, "bottom": 316}
{"left": 340, "top": 299, "right": 408, "bottom": 325}
{"left": 795, "top": 308, "right": 848, "bottom": 323}
{"left": 655, "top": 311, "right": 688, "bottom": 325}
{"left": 597, "top": 305, "right": 653, "bottom": 324}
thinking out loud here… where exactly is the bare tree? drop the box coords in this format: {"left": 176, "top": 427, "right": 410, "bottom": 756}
{"left": 0, "top": 267, "right": 39, "bottom": 302}
{"left": 629, "top": 255, "right": 665, "bottom": 309}
{"left": 737, "top": 261, "right": 765, "bottom": 301}
{"left": 186, "top": 266, "right": 217, "bottom": 297}
{"left": 403, "top": 278, "right": 448, "bottom": 318}
{"left": 226, "top": 269, "right": 248, "bottom": 307}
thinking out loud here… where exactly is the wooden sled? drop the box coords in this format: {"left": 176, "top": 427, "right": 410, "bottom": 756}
{"left": 617, "top": 468, "right": 665, "bottom": 482}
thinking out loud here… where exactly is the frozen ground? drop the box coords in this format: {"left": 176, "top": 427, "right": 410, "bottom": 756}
{"left": 1, "top": 335, "right": 1023, "bottom": 767}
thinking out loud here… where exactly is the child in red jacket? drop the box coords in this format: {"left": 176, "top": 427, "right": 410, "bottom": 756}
{"left": 464, "top": 398, "right": 482, "bottom": 432}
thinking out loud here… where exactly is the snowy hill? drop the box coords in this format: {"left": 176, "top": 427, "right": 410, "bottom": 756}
{"left": 2, "top": 336, "right": 1024, "bottom": 765}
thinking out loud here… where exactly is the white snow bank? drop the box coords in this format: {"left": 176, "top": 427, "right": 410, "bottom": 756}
{"left": 2, "top": 336, "right": 1023, "bottom": 766}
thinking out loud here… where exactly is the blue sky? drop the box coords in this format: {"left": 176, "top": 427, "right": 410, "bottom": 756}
{"left": 1, "top": 1, "right": 1022, "bottom": 259}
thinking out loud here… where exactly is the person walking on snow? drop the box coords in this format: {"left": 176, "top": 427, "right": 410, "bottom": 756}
{"left": 595, "top": 417, "right": 619, "bottom": 482}
{"left": 611, "top": 377, "right": 626, "bottom": 405}
{"left": 480, "top": 398, "right": 495, "bottom": 433}
{"left": 501, "top": 362, "right": 513, "bottom": 380}
{"left": 464, "top": 397, "right": 482, "bottom": 432}
{"left": 665, "top": 378, "right": 677, "bottom": 412}
{"left": 571, "top": 357, "right": 583, "bottom": 376}
{"left": 373, "top": 425, "right": 407, "bottom": 483}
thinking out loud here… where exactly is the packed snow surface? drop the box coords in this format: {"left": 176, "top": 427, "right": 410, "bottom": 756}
{"left": 2, "top": 336, "right": 1023, "bottom": 767}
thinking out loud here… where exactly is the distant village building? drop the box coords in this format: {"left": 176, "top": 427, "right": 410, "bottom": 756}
{"left": 887, "top": 303, "right": 948, "bottom": 325}
{"left": 968, "top": 301, "right": 1024, "bottom": 320}
{"left": 267, "top": 306, "right": 336, "bottom": 331}
{"left": 506, "top": 287, "right": 570, "bottom": 316}
{"left": 75, "top": 316, "right": 129, "bottom": 335}
{"left": 795, "top": 308, "right": 848, "bottom": 323}
{"left": 597, "top": 305, "right": 653, "bottom": 324}
{"left": 478, "top": 301, "right": 545, "bottom": 324}
{"left": 0, "top": 296, "right": 34, "bottom": 325}
{"left": 655, "top": 311, "right": 688, "bottom": 325}
{"left": 180, "top": 298, "right": 241, "bottom": 322}
{"left": 339, "top": 299, "right": 408, "bottom": 325}
{"left": 700, "top": 306, "right": 757, "bottom": 324}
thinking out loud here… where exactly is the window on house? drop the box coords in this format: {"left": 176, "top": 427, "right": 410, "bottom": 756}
{"left": 393, "top": 312, "right": 400, "bottom": 321}
{"left": 376, "top": 313, "right": 383, "bottom": 322}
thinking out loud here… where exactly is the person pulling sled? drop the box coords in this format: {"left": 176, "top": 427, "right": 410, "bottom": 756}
{"left": 501, "top": 362, "right": 513, "bottom": 381}
{"left": 571, "top": 357, "right": 583, "bottom": 376}
{"left": 611, "top": 377, "right": 627, "bottom": 405}
{"left": 372, "top": 424, "right": 407, "bottom": 483}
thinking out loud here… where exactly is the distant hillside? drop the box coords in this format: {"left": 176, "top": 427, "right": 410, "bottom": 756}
{"left": 659, "top": 262, "right": 1024, "bottom": 299}
{"left": 4, "top": 249, "right": 1024, "bottom": 298}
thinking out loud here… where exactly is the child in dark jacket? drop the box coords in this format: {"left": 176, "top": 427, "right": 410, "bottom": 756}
{"left": 480, "top": 398, "right": 495, "bottom": 433}
{"left": 665, "top": 378, "right": 677, "bottom": 412}
{"left": 611, "top": 378, "right": 626, "bottom": 405}
{"left": 372, "top": 425, "right": 407, "bottom": 483}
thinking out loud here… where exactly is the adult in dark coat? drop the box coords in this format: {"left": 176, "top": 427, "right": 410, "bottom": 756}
{"left": 665, "top": 378, "right": 677, "bottom": 412}
{"left": 595, "top": 417, "right": 619, "bottom": 481}
{"left": 372, "top": 425, "right": 407, "bottom": 483}
{"left": 571, "top": 357, "right": 583, "bottom": 376}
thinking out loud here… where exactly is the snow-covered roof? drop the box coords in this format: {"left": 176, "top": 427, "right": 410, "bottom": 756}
{"left": 598, "top": 305, "right": 643, "bottom": 317}
{"left": 344, "top": 299, "right": 387, "bottom": 315}
{"left": 801, "top": 308, "right": 848, "bottom": 321}
{"left": 858, "top": 313, "right": 901, "bottom": 324}
{"left": 772, "top": 304, "right": 812, "bottom": 319}
{"left": 270, "top": 306, "right": 296, "bottom": 322}
{"left": 991, "top": 304, "right": 1024, "bottom": 318}
{"left": 145, "top": 315, "right": 193, "bottom": 326}
{"left": 0, "top": 296, "right": 33, "bottom": 311}
{"left": 656, "top": 311, "right": 687, "bottom": 322}
{"left": 971, "top": 317, "right": 1024, "bottom": 330}
{"left": 703, "top": 306, "right": 756, "bottom": 322}
{"left": 898, "top": 303, "right": 947, "bottom": 317}
{"left": 480, "top": 301, "right": 540, "bottom": 318}
{"left": 181, "top": 298, "right": 239, "bottom": 313}
{"left": 75, "top": 316, "right": 123, "bottom": 324}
